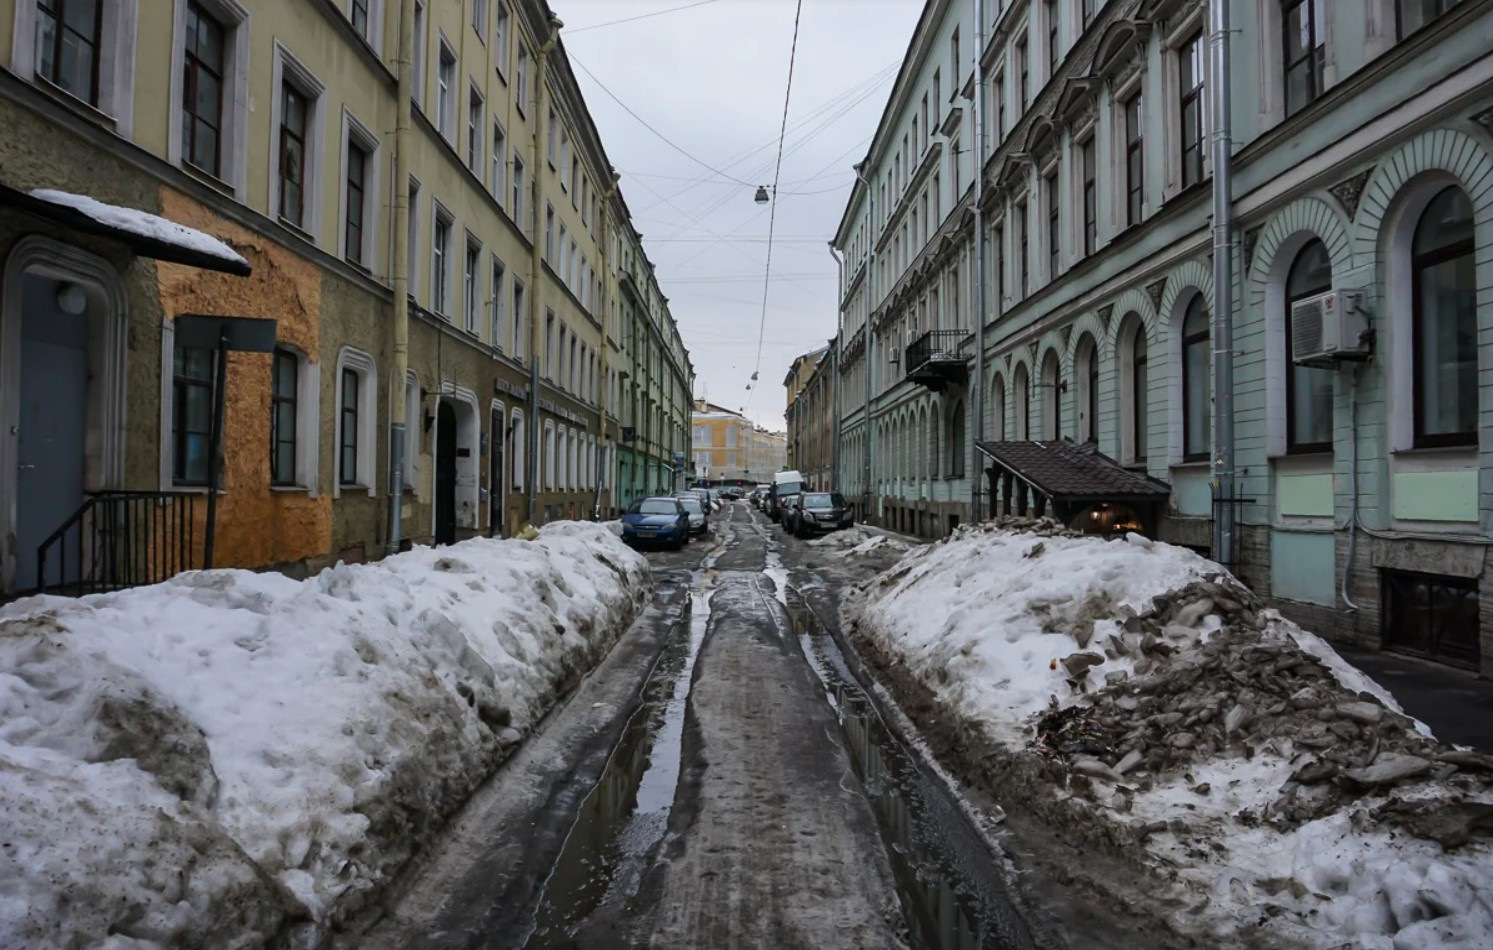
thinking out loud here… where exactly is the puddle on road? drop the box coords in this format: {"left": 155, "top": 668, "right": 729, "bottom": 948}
{"left": 786, "top": 592, "right": 1038, "bottom": 950}
{"left": 520, "top": 573, "right": 716, "bottom": 948}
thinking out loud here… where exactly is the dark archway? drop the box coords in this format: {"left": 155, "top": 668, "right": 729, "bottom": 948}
{"left": 435, "top": 400, "right": 458, "bottom": 545}
{"left": 489, "top": 406, "right": 505, "bottom": 537}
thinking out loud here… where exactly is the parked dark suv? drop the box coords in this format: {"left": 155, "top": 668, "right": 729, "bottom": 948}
{"left": 789, "top": 492, "right": 853, "bottom": 538}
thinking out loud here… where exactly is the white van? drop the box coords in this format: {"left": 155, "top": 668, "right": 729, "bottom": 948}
{"left": 769, "top": 470, "right": 805, "bottom": 523}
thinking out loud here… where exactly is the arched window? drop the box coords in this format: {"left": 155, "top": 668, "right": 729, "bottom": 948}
{"left": 1130, "top": 319, "right": 1149, "bottom": 463}
{"left": 1285, "top": 239, "right": 1334, "bottom": 453}
{"left": 1076, "top": 335, "right": 1099, "bottom": 443}
{"left": 1182, "top": 296, "right": 1210, "bottom": 461}
{"left": 1015, "top": 365, "right": 1030, "bottom": 439}
{"left": 1412, "top": 186, "right": 1476, "bottom": 447}
{"left": 948, "top": 402, "right": 966, "bottom": 478}
{"left": 991, "top": 375, "right": 1006, "bottom": 440}
{"left": 1041, "top": 351, "right": 1062, "bottom": 440}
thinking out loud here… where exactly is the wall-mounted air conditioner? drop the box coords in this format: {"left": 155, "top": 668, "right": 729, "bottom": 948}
{"left": 1290, "top": 289, "right": 1370, "bottom": 367}
{"left": 889, "top": 346, "right": 901, "bottom": 365}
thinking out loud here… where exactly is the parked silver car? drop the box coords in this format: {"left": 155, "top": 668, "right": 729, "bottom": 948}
{"left": 674, "top": 494, "right": 709, "bottom": 536}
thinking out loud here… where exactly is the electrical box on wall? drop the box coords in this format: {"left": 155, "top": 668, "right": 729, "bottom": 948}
{"left": 1290, "top": 289, "right": 1371, "bottom": 367}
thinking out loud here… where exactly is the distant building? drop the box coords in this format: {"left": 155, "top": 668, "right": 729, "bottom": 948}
{"left": 690, "top": 400, "right": 785, "bottom": 485}
{"left": 785, "top": 346, "right": 835, "bottom": 491}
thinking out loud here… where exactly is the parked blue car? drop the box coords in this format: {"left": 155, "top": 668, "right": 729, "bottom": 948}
{"left": 621, "top": 497, "right": 690, "bottom": 550}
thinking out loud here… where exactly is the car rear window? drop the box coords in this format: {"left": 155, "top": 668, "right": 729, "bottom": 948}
{"left": 633, "top": 499, "right": 678, "bottom": 515}
{"left": 804, "top": 493, "right": 833, "bottom": 507}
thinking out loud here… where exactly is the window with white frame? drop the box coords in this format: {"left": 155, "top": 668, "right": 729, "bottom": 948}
{"left": 412, "top": 1, "right": 426, "bottom": 105}
{"left": 511, "top": 409, "right": 525, "bottom": 491}
{"left": 467, "top": 83, "right": 483, "bottom": 171}
{"left": 1284, "top": 240, "right": 1335, "bottom": 453}
{"left": 349, "top": 0, "right": 372, "bottom": 42}
{"left": 436, "top": 41, "right": 456, "bottom": 140}
{"left": 515, "top": 43, "right": 528, "bottom": 114}
{"left": 174, "top": 0, "right": 250, "bottom": 194}
{"left": 407, "top": 176, "right": 421, "bottom": 298}
{"left": 1015, "top": 365, "right": 1030, "bottom": 439}
{"left": 545, "top": 203, "right": 555, "bottom": 262}
{"left": 490, "top": 255, "right": 506, "bottom": 348}
{"left": 269, "top": 345, "right": 317, "bottom": 490}
{"left": 512, "top": 278, "right": 526, "bottom": 358}
{"left": 341, "top": 109, "right": 380, "bottom": 268}
{"left": 492, "top": 121, "right": 507, "bottom": 202}
{"left": 432, "top": 204, "right": 453, "bottom": 316}
{"left": 1179, "top": 31, "right": 1206, "bottom": 188}
{"left": 1080, "top": 138, "right": 1096, "bottom": 257}
{"left": 544, "top": 420, "right": 555, "bottom": 490}
{"left": 471, "top": 0, "right": 486, "bottom": 37}
{"left": 27, "top": 0, "right": 140, "bottom": 117}
{"left": 571, "top": 158, "right": 580, "bottom": 209}
{"left": 1016, "top": 35, "right": 1029, "bottom": 111}
{"left": 494, "top": 3, "right": 511, "bottom": 77}
{"left": 272, "top": 48, "right": 326, "bottom": 234}
{"left": 1118, "top": 313, "right": 1149, "bottom": 464}
{"left": 581, "top": 177, "right": 590, "bottom": 225}
{"left": 1123, "top": 92, "right": 1144, "bottom": 227}
{"left": 560, "top": 130, "right": 571, "bottom": 186}
{"left": 1410, "top": 185, "right": 1477, "bottom": 447}
{"left": 1015, "top": 197, "right": 1029, "bottom": 296}
{"left": 1046, "top": 170, "right": 1061, "bottom": 279}
{"left": 463, "top": 235, "right": 481, "bottom": 333}
{"left": 545, "top": 310, "right": 556, "bottom": 378}
{"left": 1046, "top": 0, "right": 1060, "bottom": 78}
{"left": 513, "top": 152, "right": 526, "bottom": 229}
{"left": 335, "top": 347, "right": 377, "bottom": 495}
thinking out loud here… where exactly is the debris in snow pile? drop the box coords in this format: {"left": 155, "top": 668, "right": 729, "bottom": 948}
{"left": 807, "top": 526, "right": 914, "bottom": 558}
{"left": 0, "top": 522, "right": 649, "bottom": 948}
{"left": 846, "top": 518, "right": 1493, "bottom": 949}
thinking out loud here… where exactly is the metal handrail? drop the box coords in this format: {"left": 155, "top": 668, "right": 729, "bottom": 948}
{"left": 905, "top": 329, "right": 969, "bottom": 377}
{"left": 36, "top": 491, "right": 200, "bottom": 596}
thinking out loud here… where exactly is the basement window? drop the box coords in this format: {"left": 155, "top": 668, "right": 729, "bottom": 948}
{"left": 1382, "top": 570, "right": 1480, "bottom": 669}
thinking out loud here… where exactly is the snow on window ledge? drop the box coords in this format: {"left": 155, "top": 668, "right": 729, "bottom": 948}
{"left": 28, "top": 188, "right": 248, "bottom": 268}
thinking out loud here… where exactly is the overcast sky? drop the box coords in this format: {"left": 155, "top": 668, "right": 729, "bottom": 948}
{"left": 556, "top": 0, "right": 923, "bottom": 431}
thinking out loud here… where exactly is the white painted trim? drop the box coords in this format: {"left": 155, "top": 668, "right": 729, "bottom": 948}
{"left": 11, "top": 0, "right": 139, "bottom": 135}
{"left": 436, "top": 382, "right": 481, "bottom": 530}
{"left": 338, "top": 107, "right": 382, "bottom": 271}
{"left": 271, "top": 343, "right": 321, "bottom": 495}
{"left": 334, "top": 346, "right": 378, "bottom": 498}
{"left": 268, "top": 41, "right": 328, "bottom": 242}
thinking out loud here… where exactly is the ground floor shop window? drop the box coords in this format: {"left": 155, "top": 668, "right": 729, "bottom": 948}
{"left": 1382, "top": 569, "right": 1480, "bottom": 669}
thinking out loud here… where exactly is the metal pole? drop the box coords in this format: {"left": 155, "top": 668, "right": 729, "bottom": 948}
{"left": 528, "top": 18, "right": 564, "bottom": 527}
{"left": 855, "top": 163, "right": 876, "bottom": 524}
{"left": 202, "top": 333, "right": 228, "bottom": 570}
{"left": 1209, "top": 0, "right": 1235, "bottom": 564}
{"left": 971, "top": 0, "right": 989, "bottom": 522}
{"left": 827, "top": 241, "right": 841, "bottom": 488}
{"left": 386, "top": 0, "right": 414, "bottom": 555}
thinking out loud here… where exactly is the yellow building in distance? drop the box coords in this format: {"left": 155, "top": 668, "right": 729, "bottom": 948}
{"left": 689, "top": 400, "right": 785, "bottom": 486}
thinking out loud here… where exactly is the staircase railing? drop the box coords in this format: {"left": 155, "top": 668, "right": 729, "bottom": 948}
{"left": 36, "top": 491, "right": 201, "bottom": 597}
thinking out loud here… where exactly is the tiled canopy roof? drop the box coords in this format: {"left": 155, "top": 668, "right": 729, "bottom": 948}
{"left": 976, "top": 440, "right": 1171, "bottom": 501}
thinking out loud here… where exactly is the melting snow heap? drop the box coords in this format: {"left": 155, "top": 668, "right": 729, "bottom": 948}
{"left": 0, "top": 522, "right": 649, "bottom": 947}
{"left": 847, "top": 518, "right": 1493, "bottom": 950}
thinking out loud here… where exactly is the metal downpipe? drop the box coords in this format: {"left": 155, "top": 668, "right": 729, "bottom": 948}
{"left": 971, "top": 0, "right": 989, "bottom": 523}
{"left": 1208, "top": 0, "right": 1236, "bottom": 565}
{"left": 385, "top": 0, "right": 415, "bottom": 556}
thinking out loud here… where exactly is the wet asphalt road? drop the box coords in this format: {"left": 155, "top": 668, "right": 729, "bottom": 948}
{"left": 351, "top": 503, "right": 1046, "bottom": 950}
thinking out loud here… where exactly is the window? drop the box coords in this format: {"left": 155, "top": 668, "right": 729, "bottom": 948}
{"left": 933, "top": 69, "right": 941, "bottom": 124}
{"left": 993, "top": 223, "right": 1004, "bottom": 304}
{"left": 994, "top": 72, "right": 1006, "bottom": 136}
{"left": 545, "top": 310, "right": 556, "bottom": 378}
{"left": 1080, "top": 140, "right": 1097, "bottom": 257}
{"left": 511, "top": 279, "right": 526, "bottom": 358}
{"left": 581, "top": 177, "right": 590, "bottom": 225}
{"left": 515, "top": 45, "right": 529, "bottom": 115}
{"left": 413, "top": 2, "right": 426, "bottom": 103}
{"left": 36, "top": 0, "right": 104, "bottom": 103}
{"left": 436, "top": 44, "right": 455, "bottom": 139}
{"left": 545, "top": 204, "right": 555, "bottom": 262}
{"left": 1015, "top": 366, "right": 1030, "bottom": 439}
{"left": 432, "top": 207, "right": 452, "bottom": 316}
{"left": 1046, "top": 171, "right": 1060, "bottom": 278}
{"left": 407, "top": 177, "right": 421, "bottom": 297}
{"left": 270, "top": 348, "right": 298, "bottom": 485}
{"left": 495, "top": 4, "right": 511, "bottom": 76}
{"left": 1016, "top": 38, "right": 1029, "bottom": 110}
{"left": 1128, "top": 317, "right": 1149, "bottom": 462}
{"left": 491, "top": 256, "right": 506, "bottom": 347}
{"left": 492, "top": 122, "right": 507, "bottom": 201}
{"left": 350, "top": 0, "right": 369, "bottom": 39}
{"left": 544, "top": 422, "right": 555, "bottom": 490}
{"left": 1397, "top": 0, "right": 1464, "bottom": 38}
{"left": 560, "top": 131, "right": 571, "bottom": 185}
{"left": 513, "top": 153, "right": 526, "bottom": 230}
{"left": 1283, "top": 0, "right": 1325, "bottom": 116}
{"left": 1016, "top": 198, "right": 1029, "bottom": 296}
{"left": 182, "top": 2, "right": 226, "bottom": 176}
{"left": 471, "top": 0, "right": 487, "bottom": 36}
{"left": 463, "top": 238, "right": 481, "bottom": 333}
{"left": 950, "top": 136, "right": 962, "bottom": 197}
{"left": 950, "top": 27, "right": 960, "bottom": 90}
{"left": 1082, "top": 0, "right": 1095, "bottom": 28}
{"left": 1412, "top": 186, "right": 1476, "bottom": 447}
{"left": 948, "top": 403, "right": 965, "bottom": 478}
{"left": 172, "top": 344, "right": 214, "bottom": 485}
{"left": 467, "top": 85, "right": 484, "bottom": 170}
{"left": 278, "top": 84, "right": 308, "bottom": 227}
{"left": 511, "top": 410, "right": 525, "bottom": 492}
{"left": 339, "top": 367, "right": 359, "bottom": 485}
{"left": 1182, "top": 296, "right": 1210, "bottom": 461}
{"left": 344, "top": 137, "right": 369, "bottom": 265}
{"left": 1179, "top": 32, "right": 1206, "bottom": 188}
{"left": 920, "top": 95, "right": 929, "bottom": 153}
{"left": 571, "top": 158, "right": 581, "bottom": 208}
{"left": 1285, "top": 240, "right": 1334, "bottom": 453}
{"left": 1042, "top": 352, "right": 1062, "bottom": 439}
{"left": 1047, "top": 0, "right": 1060, "bottom": 76}
{"left": 1125, "top": 94, "right": 1144, "bottom": 226}
{"left": 1382, "top": 570, "right": 1479, "bottom": 668}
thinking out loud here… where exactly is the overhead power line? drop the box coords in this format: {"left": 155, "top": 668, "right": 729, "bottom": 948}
{"left": 566, "top": 0, "right": 724, "bottom": 35}
{"left": 744, "top": 0, "right": 805, "bottom": 415}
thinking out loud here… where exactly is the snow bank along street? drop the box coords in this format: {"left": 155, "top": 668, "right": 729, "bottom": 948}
{"left": 0, "top": 523, "right": 649, "bottom": 947}
{"left": 846, "top": 519, "right": 1493, "bottom": 950}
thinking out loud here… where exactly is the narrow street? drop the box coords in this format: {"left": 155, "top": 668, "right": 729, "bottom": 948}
{"left": 352, "top": 503, "right": 1050, "bottom": 950}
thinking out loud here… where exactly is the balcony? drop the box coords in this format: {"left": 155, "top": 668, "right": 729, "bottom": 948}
{"left": 905, "top": 329, "right": 970, "bottom": 391}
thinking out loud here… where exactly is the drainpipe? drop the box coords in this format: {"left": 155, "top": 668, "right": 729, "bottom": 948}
{"left": 971, "top": 0, "right": 989, "bottom": 523}
{"left": 594, "top": 172, "right": 620, "bottom": 520}
{"left": 826, "top": 241, "right": 841, "bottom": 489}
{"left": 1208, "top": 0, "right": 1236, "bottom": 565}
{"left": 527, "top": 16, "right": 564, "bottom": 527}
{"left": 854, "top": 162, "right": 876, "bottom": 522}
{"left": 386, "top": 0, "right": 415, "bottom": 556}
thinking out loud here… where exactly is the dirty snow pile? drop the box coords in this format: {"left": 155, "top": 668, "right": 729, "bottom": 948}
{"left": 807, "top": 525, "right": 912, "bottom": 558}
{"left": 847, "top": 518, "right": 1493, "bottom": 950}
{"left": 0, "top": 522, "right": 648, "bottom": 948}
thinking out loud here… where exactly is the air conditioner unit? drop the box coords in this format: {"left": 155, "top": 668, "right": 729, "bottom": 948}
{"left": 1290, "top": 289, "right": 1370, "bottom": 367}
{"left": 889, "top": 346, "right": 901, "bottom": 365}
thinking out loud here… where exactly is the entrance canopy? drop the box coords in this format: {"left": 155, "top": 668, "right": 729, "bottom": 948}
{"left": 0, "top": 184, "right": 251, "bottom": 276}
{"left": 976, "top": 439, "right": 1172, "bottom": 536}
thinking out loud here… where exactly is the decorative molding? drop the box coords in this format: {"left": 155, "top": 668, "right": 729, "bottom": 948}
{"left": 1327, "top": 166, "right": 1375, "bottom": 220}
{"left": 1241, "top": 225, "right": 1261, "bottom": 272}
{"left": 1473, "top": 108, "right": 1493, "bottom": 138}
{"left": 1097, "top": 304, "right": 1114, "bottom": 328}
{"left": 1060, "top": 326, "right": 1073, "bottom": 348}
{"left": 1145, "top": 279, "right": 1167, "bottom": 311}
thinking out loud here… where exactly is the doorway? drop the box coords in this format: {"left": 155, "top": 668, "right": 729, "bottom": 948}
{"left": 489, "top": 406, "right": 505, "bottom": 537}
{"left": 435, "top": 400, "right": 458, "bottom": 545}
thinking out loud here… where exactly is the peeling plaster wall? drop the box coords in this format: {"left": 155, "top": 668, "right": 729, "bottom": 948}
{"left": 155, "top": 188, "right": 331, "bottom": 570}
